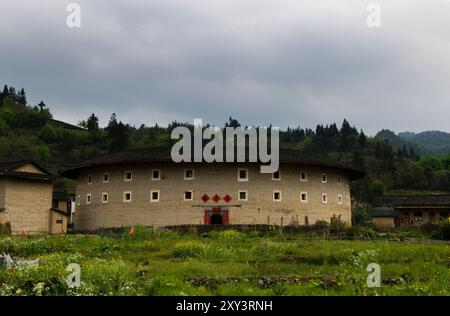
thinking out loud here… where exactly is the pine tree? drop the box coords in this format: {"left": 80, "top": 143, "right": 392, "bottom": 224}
{"left": 358, "top": 130, "right": 367, "bottom": 147}
{"left": 106, "top": 113, "right": 130, "bottom": 152}
{"left": 18, "top": 88, "right": 26, "bottom": 104}
{"left": 86, "top": 113, "right": 99, "bottom": 131}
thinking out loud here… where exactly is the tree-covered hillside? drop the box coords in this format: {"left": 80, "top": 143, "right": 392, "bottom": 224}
{"left": 377, "top": 129, "right": 450, "bottom": 157}
{"left": 1, "top": 85, "right": 449, "bottom": 206}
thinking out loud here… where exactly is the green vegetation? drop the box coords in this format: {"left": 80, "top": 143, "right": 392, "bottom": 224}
{"left": 1, "top": 84, "right": 450, "bottom": 204}
{"left": 0, "top": 228, "right": 449, "bottom": 296}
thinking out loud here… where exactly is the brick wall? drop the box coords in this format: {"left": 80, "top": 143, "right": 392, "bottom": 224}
{"left": 2, "top": 177, "right": 52, "bottom": 234}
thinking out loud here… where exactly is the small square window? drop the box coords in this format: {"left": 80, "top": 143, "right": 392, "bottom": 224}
{"left": 102, "top": 193, "right": 109, "bottom": 204}
{"left": 184, "top": 169, "right": 194, "bottom": 180}
{"left": 238, "top": 168, "right": 248, "bottom": 181}
{"left": 151, "top": 190, "right": 160, "bottom": 202}
{"left": 152, "top": 169, "right": 161, "bottom": 180}
{"left": 123, "top": 191, "right": 132, "bottom": 202}
{"left": 300, "top": 171, "right": 307, "bottom": 182}
{"left": 322, "top": 193, "right": 328, "bottom": 204}
{"left": 184, "top": 191, "right": 193, "bottom": 201}
{"left": 337, "top": 176, "right": 342, "bottom": 185}
{"left": 300, "top": 192, "right": 308, "bottom": 203}
{"left": 414, "top": 212, "right": 423, "bottom": 221}
{"left": 103, "top": 173, "right": 109, "bottom": 183}
{"left": 87, "top": 175, "right": 92, "bottom": 184}
{"left": 238, "top": 191, "right": 248, "bottom": 201}
{"left": 322, "top": 173, "right": 327, "bottom": 183}
{"left": 124, "top": 171, "right": 132, "bottom": 182}
{"left": 273, "top": 191, "right": 281, "bottom": 202}
{"left": 272, "top": 170, "right": 281, "bottom": 180}
{"left": 86, "top": 194, "right": 91, "bottom": 204}
{"left": 338, "top": 195, "right": 343, "bottom": 204}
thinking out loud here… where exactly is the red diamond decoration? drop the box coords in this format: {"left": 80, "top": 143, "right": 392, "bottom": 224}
{"left": 201, "top": 194, "right": 210, "bottom": 203}
{"left": 212, "top": 194, "right": 221, "bottom": 203}
{"left": 223, "top": 195, "right": 232, "bottom": 203}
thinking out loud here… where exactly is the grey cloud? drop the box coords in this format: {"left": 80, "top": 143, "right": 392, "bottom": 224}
{"left": 1, "top": 0, "right": 449, "bottom": 134}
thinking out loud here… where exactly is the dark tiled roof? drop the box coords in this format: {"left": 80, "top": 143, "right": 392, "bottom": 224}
{"left": 49, "top": 119, "right": 87, "bottom": 131}
{"left": 52, "top": 191, "right": 69, "bottom": 200}
{"left": 60, "top": 147, "right": 365, "bottom": 180}
{"left": 50, "top": 208, "right": 68, "bottom": 216}
{"left": 374, "top": 195, "right": 450, "bottom": 207}
{"left": 371, "top": 207, "right": 400, "bottom": 217}
{"left": 0, "top": 160, "right": 30, "bottom": 172}
{"left": 0, "top": 160, "right": 54, "bottom": 181}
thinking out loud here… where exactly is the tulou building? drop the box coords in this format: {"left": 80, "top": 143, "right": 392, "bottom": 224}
{"left": 61, "top": 147, "right": 365, "bottom": 232}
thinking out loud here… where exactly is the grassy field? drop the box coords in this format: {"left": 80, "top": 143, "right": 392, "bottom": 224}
{"left": 0, "top": 228, "right": 449, "bottom": 296}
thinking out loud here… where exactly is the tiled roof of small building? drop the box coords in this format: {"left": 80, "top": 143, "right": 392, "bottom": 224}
{"left": 0, "top": 160, "right": 54, "bottom": 181}
{"left": 371, "top": 207, "right": 400, "bottom": 217}
{"left": 374, "top": 195, "right": 450, "bottom": 207}
{"left": 60, "top": 147, "right": 365, "bottom": 180}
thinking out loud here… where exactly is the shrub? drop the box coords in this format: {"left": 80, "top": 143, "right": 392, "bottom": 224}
{"left": 170, "top": 241, "right": 207, "bottom": 259}
{"left": 433, "top": 220, "right": 450, "bottom": 241}
{"left": 345, "top": 226, "right": 378, "bottom": 239}
{"left": 38, "top": 124, "right": 57, "bottom": 144}
{"left": 0, "top": 222, "right": 12, "bottom": 236}
{"left": 218, "top": 230, "right": 241, "bottom": 239}
{"left": 0, "top": 116, "right": 9, "bottom": 136}
{"left": 398, "top": 230, "right": 431, "bottom": 239}
{"left": 329, "top": 214, "right": 347, "bottom": 234}
{"left": 313, "top": 220, "right": 328, "bottom": 229}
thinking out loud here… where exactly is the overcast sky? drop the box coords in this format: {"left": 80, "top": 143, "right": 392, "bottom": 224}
{"left": 1, "top": 0, "right": 450, "bottom": 134}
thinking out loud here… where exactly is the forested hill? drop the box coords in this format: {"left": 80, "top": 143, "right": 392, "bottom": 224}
{"left": 1, "top": 84, "right": 450, "bottom": 205}
{"left": 376, "top": 129, "right": 450, "bottom": 157}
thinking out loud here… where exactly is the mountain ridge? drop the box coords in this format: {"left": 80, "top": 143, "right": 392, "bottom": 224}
{"left": 376, "top": 129, "right": 450, "bottom": 157}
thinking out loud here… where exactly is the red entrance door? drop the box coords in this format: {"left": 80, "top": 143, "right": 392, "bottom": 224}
{"left": 204, "top": 208, "right": 229, "bottom": 224}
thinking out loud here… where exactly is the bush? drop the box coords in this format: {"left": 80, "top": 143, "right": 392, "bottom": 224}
{"left": 0, "top": 116, "right": 9, "bottom": 136}
{"left": 398, "top": 230, "right": 431, "bottom": 239}
{"left": 313, "top": 220, "right": 328, "bottom": 229}
{"left": 0, "top": 222, "right": 12, "bottom": 236}
{"left": 38, "top": 124, "right": 57, "bottom": 143}
{"left": 433, "top": 220, "right": 450, "bottom": 241}
{"left": 345, "top": 226, "right": 378, "bottom": 239}
{"left": 170, "top": 241, "right": 207, "bottom": 259}
{"left": 329, "top": 214, "right": 347, "bottom": 234}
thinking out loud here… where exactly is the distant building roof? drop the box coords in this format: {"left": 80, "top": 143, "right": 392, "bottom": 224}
{"left": 374, "top": 195, "right": 450, "bottom": 208}
{"left": 49, "top": 119, "right": 87, "bottom": 131}
{"left": 60, "top": 147, "right": 365, "bottom": 180}
{"left": 371, "top": 207, "right": 400, "bottom": 217}
{"left": 0, "top": 160, "right": 54, "bottom": 181}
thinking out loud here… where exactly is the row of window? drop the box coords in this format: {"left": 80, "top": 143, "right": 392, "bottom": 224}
{"left": 83, "top": 191, "right": 345, "bottom": 204}
{"left": 87, "top": 169, "right": 343, "bottom": 184}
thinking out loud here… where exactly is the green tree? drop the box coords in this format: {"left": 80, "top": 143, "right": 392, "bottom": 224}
{"left": 358, "top": 130, "right": 367, "bottom": 147}
{"left": 0, "top": 116, "right": 9, "bottom": 136}
{"left": 39, "top": 124, "right": 57, "bottom": 144}
{"left": 86, "top": 113, "right": 99, "bottom": 131}
{"left": 106, "top": 113, "right": 130, "bottom": 152}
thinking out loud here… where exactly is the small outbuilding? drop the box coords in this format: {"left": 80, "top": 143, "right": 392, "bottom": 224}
{"left": 372, "top": 195, "right": 450, "bottom": 230}
{"left": 0, "top": 160, "right": 66, "bottom": 234}
{"left": 371, "top": 207, "right": 400, "bottom": 230}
